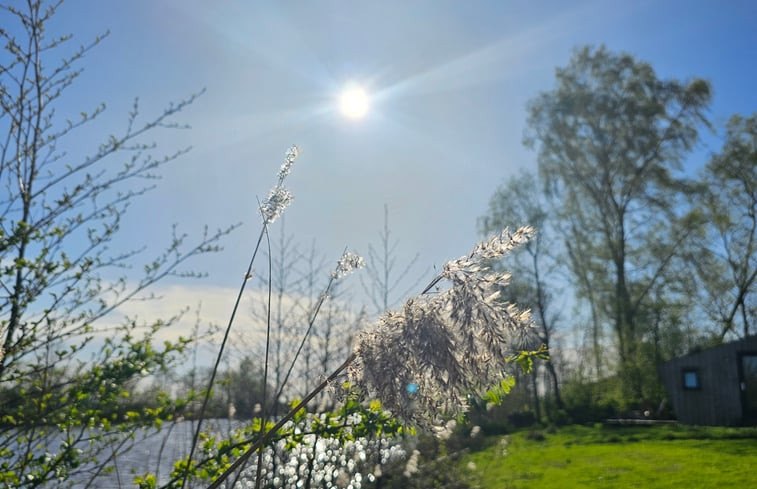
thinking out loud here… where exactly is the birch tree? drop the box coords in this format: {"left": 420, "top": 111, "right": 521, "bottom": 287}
{"left": 526, "top": 45, "right": 711, "bottom": 403}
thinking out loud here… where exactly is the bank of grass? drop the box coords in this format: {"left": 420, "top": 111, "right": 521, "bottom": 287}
{"left": 462, "top": 424, "right": 757, "bottom": 488}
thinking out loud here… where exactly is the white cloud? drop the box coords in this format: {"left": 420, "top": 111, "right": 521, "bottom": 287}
{"left": 96, "top": 281, "right": 362, "bottom": 370}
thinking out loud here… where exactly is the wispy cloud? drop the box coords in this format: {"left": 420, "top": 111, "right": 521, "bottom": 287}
{"left": 96, "top": 281, "right": 362, "bottom": 369}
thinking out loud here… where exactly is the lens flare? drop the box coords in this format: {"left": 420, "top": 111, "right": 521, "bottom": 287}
{"left": 339, "top": 85, "right": 370, "bottom": 120}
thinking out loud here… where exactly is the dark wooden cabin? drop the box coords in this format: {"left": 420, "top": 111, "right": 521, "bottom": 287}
{"left": 659, "top": 335, "right": 757, "bottom": 426}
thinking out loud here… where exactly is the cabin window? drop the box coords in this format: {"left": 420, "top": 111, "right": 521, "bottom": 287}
{"left": 682, "top": 368, "right": 700, "bottom": 390}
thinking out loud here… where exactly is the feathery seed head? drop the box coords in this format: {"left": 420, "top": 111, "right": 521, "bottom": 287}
{"left": 261, "top": 185, "right": 293, "bottom": 224}
{"left": 332, "top": 251, "right": 366, "bottom": 280}
{"left": 277, "top": 145, "right": 299, "bottom": 180}
{"left": 349, "top": 226, "right": 537, "bottom": 427}
{"left": 443, "top": 226, "right": 535, "bottom": 278}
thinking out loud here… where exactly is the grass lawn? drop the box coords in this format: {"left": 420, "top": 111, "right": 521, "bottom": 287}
{"left": 462, "top": 424, "right": 757, "bottom": 488}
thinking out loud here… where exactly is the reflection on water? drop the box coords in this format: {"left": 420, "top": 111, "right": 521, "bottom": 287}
{"left": 73, "top": 419, "right": 237, "bottom": 489}
{"left": 68, "top": 417, "right": 405, "bottom": 489}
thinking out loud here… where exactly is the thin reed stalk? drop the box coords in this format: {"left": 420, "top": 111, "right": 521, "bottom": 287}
{"left": 210, "top": 225, "right": 537, "bottom": 488}
{"left": 207, "top": 354, "right": 356, "bottom": 489}
{"left": 181, "top": 146, "right": 298, "bottom": 488}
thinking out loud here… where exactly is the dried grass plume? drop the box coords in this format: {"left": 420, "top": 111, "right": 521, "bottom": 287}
{"left": 349, "top": 226, "right": 537, "bottom": 426}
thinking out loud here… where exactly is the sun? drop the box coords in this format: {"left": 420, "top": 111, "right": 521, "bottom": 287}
{"left": 338, "top": 84, "right": 370, "bottom": 120}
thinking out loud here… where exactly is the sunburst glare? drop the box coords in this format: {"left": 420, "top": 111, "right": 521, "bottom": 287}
{"left": 338, "top": 84, "right": 370, "bottom": 120}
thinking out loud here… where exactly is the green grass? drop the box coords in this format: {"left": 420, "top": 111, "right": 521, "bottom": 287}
{"left": 462, "top": 424, "right": 757, "bottom": 488}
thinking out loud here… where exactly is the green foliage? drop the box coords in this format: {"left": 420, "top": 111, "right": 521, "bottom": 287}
{"left": 145, "top": 398, "right": 405, "bottom": 488}
{"left": 0, "top": 324, "right": 195, "bottom": 488}
{"left": 559, "top": 377, "right": 623, "bottom": 423}
{"left": 226, "top": 355, "right": 273, "bottom": 419}
{"left": 690, "top": 112, "right": 757, "bottom": 339}
{"left": 462, "top": 425, "right": 757, "bottom": 488}
{"left": 525, "top": 45, "right": 713, "bottom": 404}
{"left": 482, "top": 377, "right": 517, "bottom": 406}
{"left": 506, "top": 344, "right": 550, "bottom": 375}
{"left": 0, "top": 1, "right": 231, "bottom": 487}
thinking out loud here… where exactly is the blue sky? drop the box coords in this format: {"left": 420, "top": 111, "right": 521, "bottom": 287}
{"left": 17, "top": 0, "right": 757, "bottom": 330}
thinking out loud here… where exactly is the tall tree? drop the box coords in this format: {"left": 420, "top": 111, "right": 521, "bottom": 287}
{"left": 227, "top": 355, "right": 273, "bottom": 420}
{"left": 0, "top": 2, "right": 229, "bottom": 486}
{"left": 479, "top": 170, "right": 564, "bottom": 413}
{"left": 526, "top": 45, "right": 711, "bottom": 403}
{"left": 693, "top": 113, "right": 757, "bottom": 339}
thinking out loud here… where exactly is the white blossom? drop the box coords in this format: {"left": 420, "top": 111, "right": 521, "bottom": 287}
{"left": 403, "top": 449, "right": 420, "bottom": 477}
{"left": 433, "top": 419, "right": 457, "bottom": 440}
{"left": 230, "top": 412, "right": 405, "bottom": 488}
